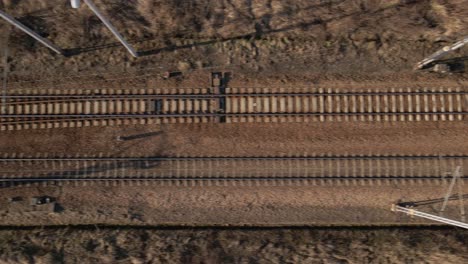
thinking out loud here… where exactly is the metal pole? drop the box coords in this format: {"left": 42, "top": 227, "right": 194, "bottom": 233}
{"left": 440, "top": 166, "right": 461, "bottom": 214}
{"left": 83, "top": 0, "right": 138, "bottom": 57}
{"left": 393, "top": 205, "right": 468, "bottom": 230}
{"left": 457, "top": 169, "right": 466, "bottom": 222}
{"left": 0, "top": 10, "right": 63, "bottom": 55}
{"left": 1, "top": 26, "right": 9, "bottom": 115}
{"left": 415, "top": 35, "right": 468, "bottom": 69}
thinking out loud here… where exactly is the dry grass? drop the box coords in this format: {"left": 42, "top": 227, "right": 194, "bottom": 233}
{"left": 0, "top": 228, "right": 467, "bottom": 263}
{"left": 1, "top": 0, "right": 467, "bottom": 81}
{"left": 430, "top": 0, "right": 463, "bottom": 36}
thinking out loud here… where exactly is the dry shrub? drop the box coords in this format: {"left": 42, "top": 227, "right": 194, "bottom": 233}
{"left": 429, "top": 0, "right": 463, "bottom": 36}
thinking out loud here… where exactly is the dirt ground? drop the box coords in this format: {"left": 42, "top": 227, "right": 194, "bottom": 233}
{"left": 1, "top": 0, "right": 468, "bottom": 231}
{"left": 1, "top": 0, "right": 468, "bottom": 223}
{"left": 2, "top": 1, "right": 468, "bottom": 262}
{"left": 1, "top": 0, "right": 468, "bottom": 82}
{"left": 1, "top": 183, "right": 467, "bottom": 227}
{"left": 1, "top": 122, "right": 468, "bottom": 157}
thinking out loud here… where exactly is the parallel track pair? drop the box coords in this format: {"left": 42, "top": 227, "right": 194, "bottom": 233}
{"left": 2, "top": 87, "right": 466, "bottom": 130}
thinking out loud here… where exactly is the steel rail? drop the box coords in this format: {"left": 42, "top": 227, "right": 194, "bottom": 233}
{"left": 2, "top": 176, "right": 468, "bottom": 183}
{"left": 2, "top": 156, "right": 465, "bottom": 184}
{"left": 1, "top": 112, "right": 465, "bottom": 127}
{"left": 4, "top": 90, "right": 468, "bottom": 99}
{"left": 5, "top": 91, "right": 467, "bottom": 105}
{"left": 1, "top": 155, "right": 467, "bottom": 161}
{"left": 2, "top": 111, "right": 467, "bottom": 118}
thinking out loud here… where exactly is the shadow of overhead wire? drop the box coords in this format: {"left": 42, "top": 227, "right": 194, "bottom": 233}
{"left": 39, "top": 130, "right": 168, "bottom": 178}
{"left": 398, "top": 194, "right": 468, "bottom": 208}
{"left": 139, "top": 3, "right": 401, "bottom": 57}
{"left": 63, "top": 1, "right": 402, "bottom": 57}
{"left": 117, "top": 131, "right": 162, "bottom": 141}
{"left": 42, "top": 158, "right": 164, "bottom": 178}
{"left": 423, "top": 56, "right": 468, "bottom": 72}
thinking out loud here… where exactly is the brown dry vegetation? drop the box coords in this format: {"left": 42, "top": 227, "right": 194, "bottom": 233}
{"left": 0, "top": 228, "right": 467, "bottom": 264}
{"left": 1, "top": 1, "right": 468, "bottom": 262}
{"left": 0, "top": 0, "right": 467, "bottom": 214}
{"left": 1, "top": 0, "right": 468, "bottom": 82}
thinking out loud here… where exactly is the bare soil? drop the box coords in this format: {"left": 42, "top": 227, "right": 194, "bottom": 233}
{"left": 1, "top": 122, "right": 467, "bottom": 157}
{"left": 1, "top": 0, "right": 468, "bottom": 228}
{"left": 1, "top": 183, "right": 467, "bottom": 227}
{"left": 2, "top": 1, "right": 468, "bottom": 262}
{"left": 1, "top": 0, "right": 468, "bottom": 83}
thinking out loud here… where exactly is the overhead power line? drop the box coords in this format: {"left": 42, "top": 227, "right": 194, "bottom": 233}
{"left": 0, "top": 0, "right": 138, "bottom": 57}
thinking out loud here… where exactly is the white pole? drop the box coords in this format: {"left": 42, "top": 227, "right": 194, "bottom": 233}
{"left": 440, "top": 166, "right": 461, "bottom": 213}
{"left": 71, "top": 0, "right": 81, "bottom": 9}
{"left": 0, "top": 10, "right": 63, "bottom": 55}
{"left": 1, "top": 28, "right": 8, "bottom": 115}
{"left": 83, "top": 0, "right": 138, "bottom": 57}
{"left": 415, "top": 36, "right": 468, "bottom": 69}
{"left": 392, "top": 205, "right": 468, "bottom": 229}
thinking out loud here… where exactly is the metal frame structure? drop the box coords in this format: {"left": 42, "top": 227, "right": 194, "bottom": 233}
{"left": 440, "top": 166, "right": 466, "bottom": 221}
{"left": 392, "top": 166, "right": 467, "bottom": 229}
{"left": 0, "top": 10, "right": 63, "bottom": 55}
{"left": 392, "top": 204, "right": 468, "bottom": 229}
{"left": 0, "top": 0, "right": 138, "bottom": 57}
{"left": 416, "top": 36, "right": 468, "bottom": 70}
{"left": 82, "top": 0, "right": 138, "bottom": 57}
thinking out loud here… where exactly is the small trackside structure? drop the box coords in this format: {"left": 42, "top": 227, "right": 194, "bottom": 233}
{"left": 415, "top": 36, "right": 468, "bottom": 72}
{"left": 30, "top": 196, "right": 57, "bottom": 213}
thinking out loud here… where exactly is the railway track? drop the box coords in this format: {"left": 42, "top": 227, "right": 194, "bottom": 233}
{"left": 1, "top": 87, "right": 467, "bottom": 130}
{"left": 1, "top": 154, "right": 466, "bottom": 186}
